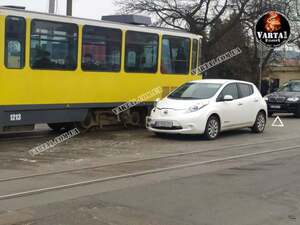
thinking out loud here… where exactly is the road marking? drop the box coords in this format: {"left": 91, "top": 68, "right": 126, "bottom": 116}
{"left": 0, "top": 145, "right": 299, "bottom": 201}
{"left": 272, "top": 116, "right": 284, "bottom": 127}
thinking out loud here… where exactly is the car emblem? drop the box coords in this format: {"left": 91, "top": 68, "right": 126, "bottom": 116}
{"left": 163, "top": 110, "right": 168, "bottom": 115}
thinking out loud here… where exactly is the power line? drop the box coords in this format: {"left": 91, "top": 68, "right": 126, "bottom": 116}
{"left": 48, "top": 0, "right": 55, "bottom": 14}
{"left": 67, "top": 0, "right": 72, "bottom": 16}
{"left": 55, "top": 0, "right": 58, "bottom": 14}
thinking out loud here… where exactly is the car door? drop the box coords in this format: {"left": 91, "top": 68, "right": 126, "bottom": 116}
{"left": 216, "top": 83, "right": 243, "bottom": 129}
{"left": 237, "top": 83, "right": 257, "bottom": 125}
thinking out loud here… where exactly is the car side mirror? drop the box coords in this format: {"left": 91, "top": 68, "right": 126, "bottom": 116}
{"left": 223, "top": 95, "right": 234, "bottom": 101}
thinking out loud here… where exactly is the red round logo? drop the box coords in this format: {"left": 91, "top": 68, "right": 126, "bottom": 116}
{"left": 256, "top": 11, "right": 291, "bottom": 48}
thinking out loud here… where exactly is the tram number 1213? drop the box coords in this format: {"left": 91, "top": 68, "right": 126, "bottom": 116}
{"left": 10, "top": 113, "right": 22, "bottom": 121}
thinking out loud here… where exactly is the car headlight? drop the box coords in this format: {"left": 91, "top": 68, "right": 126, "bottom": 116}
{"left": 263, "top": 96, "right": 268, "bottom": 101}
{"left": 287, "top": 97, "right": 300, "bottom": 102}
{"left": 187, "top": 104, "right": 208, "bottom": 113}
{"left": 153, "top": 98, "right": 161, "bottom": 107}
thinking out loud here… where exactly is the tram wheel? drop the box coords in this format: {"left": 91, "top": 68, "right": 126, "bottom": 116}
{"left": 48, "top": 123, "right": 64, "bottom": 132}
{"left": 75, "top": 111, "right": 96, "bottom": 132}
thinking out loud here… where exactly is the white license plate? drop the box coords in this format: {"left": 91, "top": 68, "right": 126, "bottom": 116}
{"left": 270, "top": 105, "right": 281, "bottom": 109}
{"left": 155, "top": 121, "right": 173, "bottom": 128}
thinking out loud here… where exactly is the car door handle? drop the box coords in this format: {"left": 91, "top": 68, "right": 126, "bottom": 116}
{"left": 238, "top": 103, "right": 243, "bottom": 106}
{"left": 254, "top": 99, "right": 259, "bottom": 102}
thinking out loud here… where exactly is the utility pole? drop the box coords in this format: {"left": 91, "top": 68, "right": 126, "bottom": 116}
{"left": 48, "top": 0, "right": 55, "bottom": 14}
{"left": 258, "top": 44, "right": 269, "bottom": 93}
{"left": 66, "top": 0, "right": 72, "bottom": 16}
{"left": 259, "top": 44, "right": 264, "bottom": 92}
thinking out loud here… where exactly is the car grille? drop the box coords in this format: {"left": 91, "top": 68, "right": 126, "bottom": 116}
{"left": 151, "top": 126, "right": 183, "bottom": 130}
{"left": 269, "top": 96, "right": 286, "bottom": 103}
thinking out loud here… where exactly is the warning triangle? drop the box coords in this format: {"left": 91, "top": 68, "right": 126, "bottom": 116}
{"left": 272, "top": 116, "right": 284, "bottom": 127}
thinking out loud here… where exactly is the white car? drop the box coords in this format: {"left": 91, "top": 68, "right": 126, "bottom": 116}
{"left": 146, "top": 79, "right": 267, "bottom": 140}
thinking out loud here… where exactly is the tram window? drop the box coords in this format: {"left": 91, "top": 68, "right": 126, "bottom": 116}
{"left": 191, "top": 39, "right": 198, "bottom": 74}
{"left": 82, "top": 26, "right": 121, "bottom": 72}
{"left": 5, "top": 16, "right": 26, "bottom": 69}
{"left": 161, "top": 36, "right": 190, "bottom": 75}
{"left": 30, "top": 20, "right": 78, "bottom": 70}
{"left": 125, "top": 31, "right": 159, "bottom": 73}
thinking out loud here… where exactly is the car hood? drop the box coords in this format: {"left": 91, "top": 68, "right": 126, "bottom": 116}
{"left": 267, "top": 91, "right": 300, "bottom": 98}
{"left": 156, "top": 98, "right": 211, "bottom": 110}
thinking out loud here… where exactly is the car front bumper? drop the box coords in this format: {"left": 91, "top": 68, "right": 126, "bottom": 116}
{"left": 146, "top": 112, "right": 209, "bottom": 135}
{"left": 267, "top": 102, "right": 299, "bottom": 114}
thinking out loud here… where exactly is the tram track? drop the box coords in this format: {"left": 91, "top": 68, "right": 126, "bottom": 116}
{"left": 0, "top": 136, "right": 300, "bottom": 201}
{"left": 0, "top": 135, "right": 299, "bottom": 183}
{"left": 0, "top": 130, "right": 54, "bottom": 142}
{"left": 0, "top": 125, "right": 131, "bottom": 143}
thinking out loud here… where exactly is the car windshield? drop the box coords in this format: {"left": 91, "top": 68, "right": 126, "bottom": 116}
{"left": 278, "top": 82, "right": 300, "bottom": 92}
{"left": 168, "top": 83, "right": 222, "bottom": 100}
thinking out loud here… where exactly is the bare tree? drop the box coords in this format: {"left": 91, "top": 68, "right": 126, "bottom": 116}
{"left": 116, "top": 0, "right": 252, "bottom": 41}
{"left": 116, "top": 0, "right": 300, "bottom": 85}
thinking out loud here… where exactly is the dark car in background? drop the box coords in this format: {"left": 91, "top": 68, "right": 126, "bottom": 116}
{"left": 264, "top": 80, "right": 300, "bottom": 117}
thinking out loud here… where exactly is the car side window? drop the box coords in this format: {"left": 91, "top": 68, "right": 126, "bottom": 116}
{"left": 218, "top": 83, "right": 239, "bottom": 100}
{"left": 238, "top": 83, "right": 254, "bottom": 98}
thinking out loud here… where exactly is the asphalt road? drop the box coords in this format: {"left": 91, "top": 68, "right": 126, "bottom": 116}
{"left": 0, "top": 115, "right": 300, "bottom": 225}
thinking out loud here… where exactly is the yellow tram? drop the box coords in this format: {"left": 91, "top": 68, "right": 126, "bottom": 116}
{"left": 0, "top": 7, "right": 202, "bottom": 132}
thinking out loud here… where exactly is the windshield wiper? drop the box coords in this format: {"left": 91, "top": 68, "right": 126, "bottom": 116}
{"left": 168, "top": 96, "right": 182, "bottom": 99}
{"left": 168, "top": 96, "right": 203, "bottom": 100}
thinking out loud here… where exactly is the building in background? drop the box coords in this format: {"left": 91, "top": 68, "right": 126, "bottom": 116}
{"left": 262, "top": 49, "right": 300, "bottom": 95}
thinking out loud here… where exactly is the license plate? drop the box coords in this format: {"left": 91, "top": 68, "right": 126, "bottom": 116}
{"left": 270, "top": 105, "right": 281, "bottom": 109}
{"left": 155, "top": 121, "right": 173, "bottom": 128}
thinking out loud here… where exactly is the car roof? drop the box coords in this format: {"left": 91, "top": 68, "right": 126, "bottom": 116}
{"left": 191, "top": 79, "right": 253, "bottom": 85}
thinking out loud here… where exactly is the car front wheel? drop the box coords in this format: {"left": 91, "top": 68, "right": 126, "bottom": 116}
{"left": 252, "top": 111, "right": 266, "bottom": 133}
{"left": 204, "top": 115, "right": 220, "bottom": 140}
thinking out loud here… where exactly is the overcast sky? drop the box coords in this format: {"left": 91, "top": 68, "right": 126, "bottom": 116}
{"left": 0, "top": 0, "right": 116, "bottom": 19}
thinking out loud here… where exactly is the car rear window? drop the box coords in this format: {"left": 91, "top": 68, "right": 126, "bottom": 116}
{"left": 238, "top": 83, "right": 254, "bottom": 98}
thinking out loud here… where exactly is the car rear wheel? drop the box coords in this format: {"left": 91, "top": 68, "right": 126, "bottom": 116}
{"left": 252, "top": 111, "right": 266, "bottom": 133}
{"left": 204, "top": 115, "right": 220, "bottom": 140}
